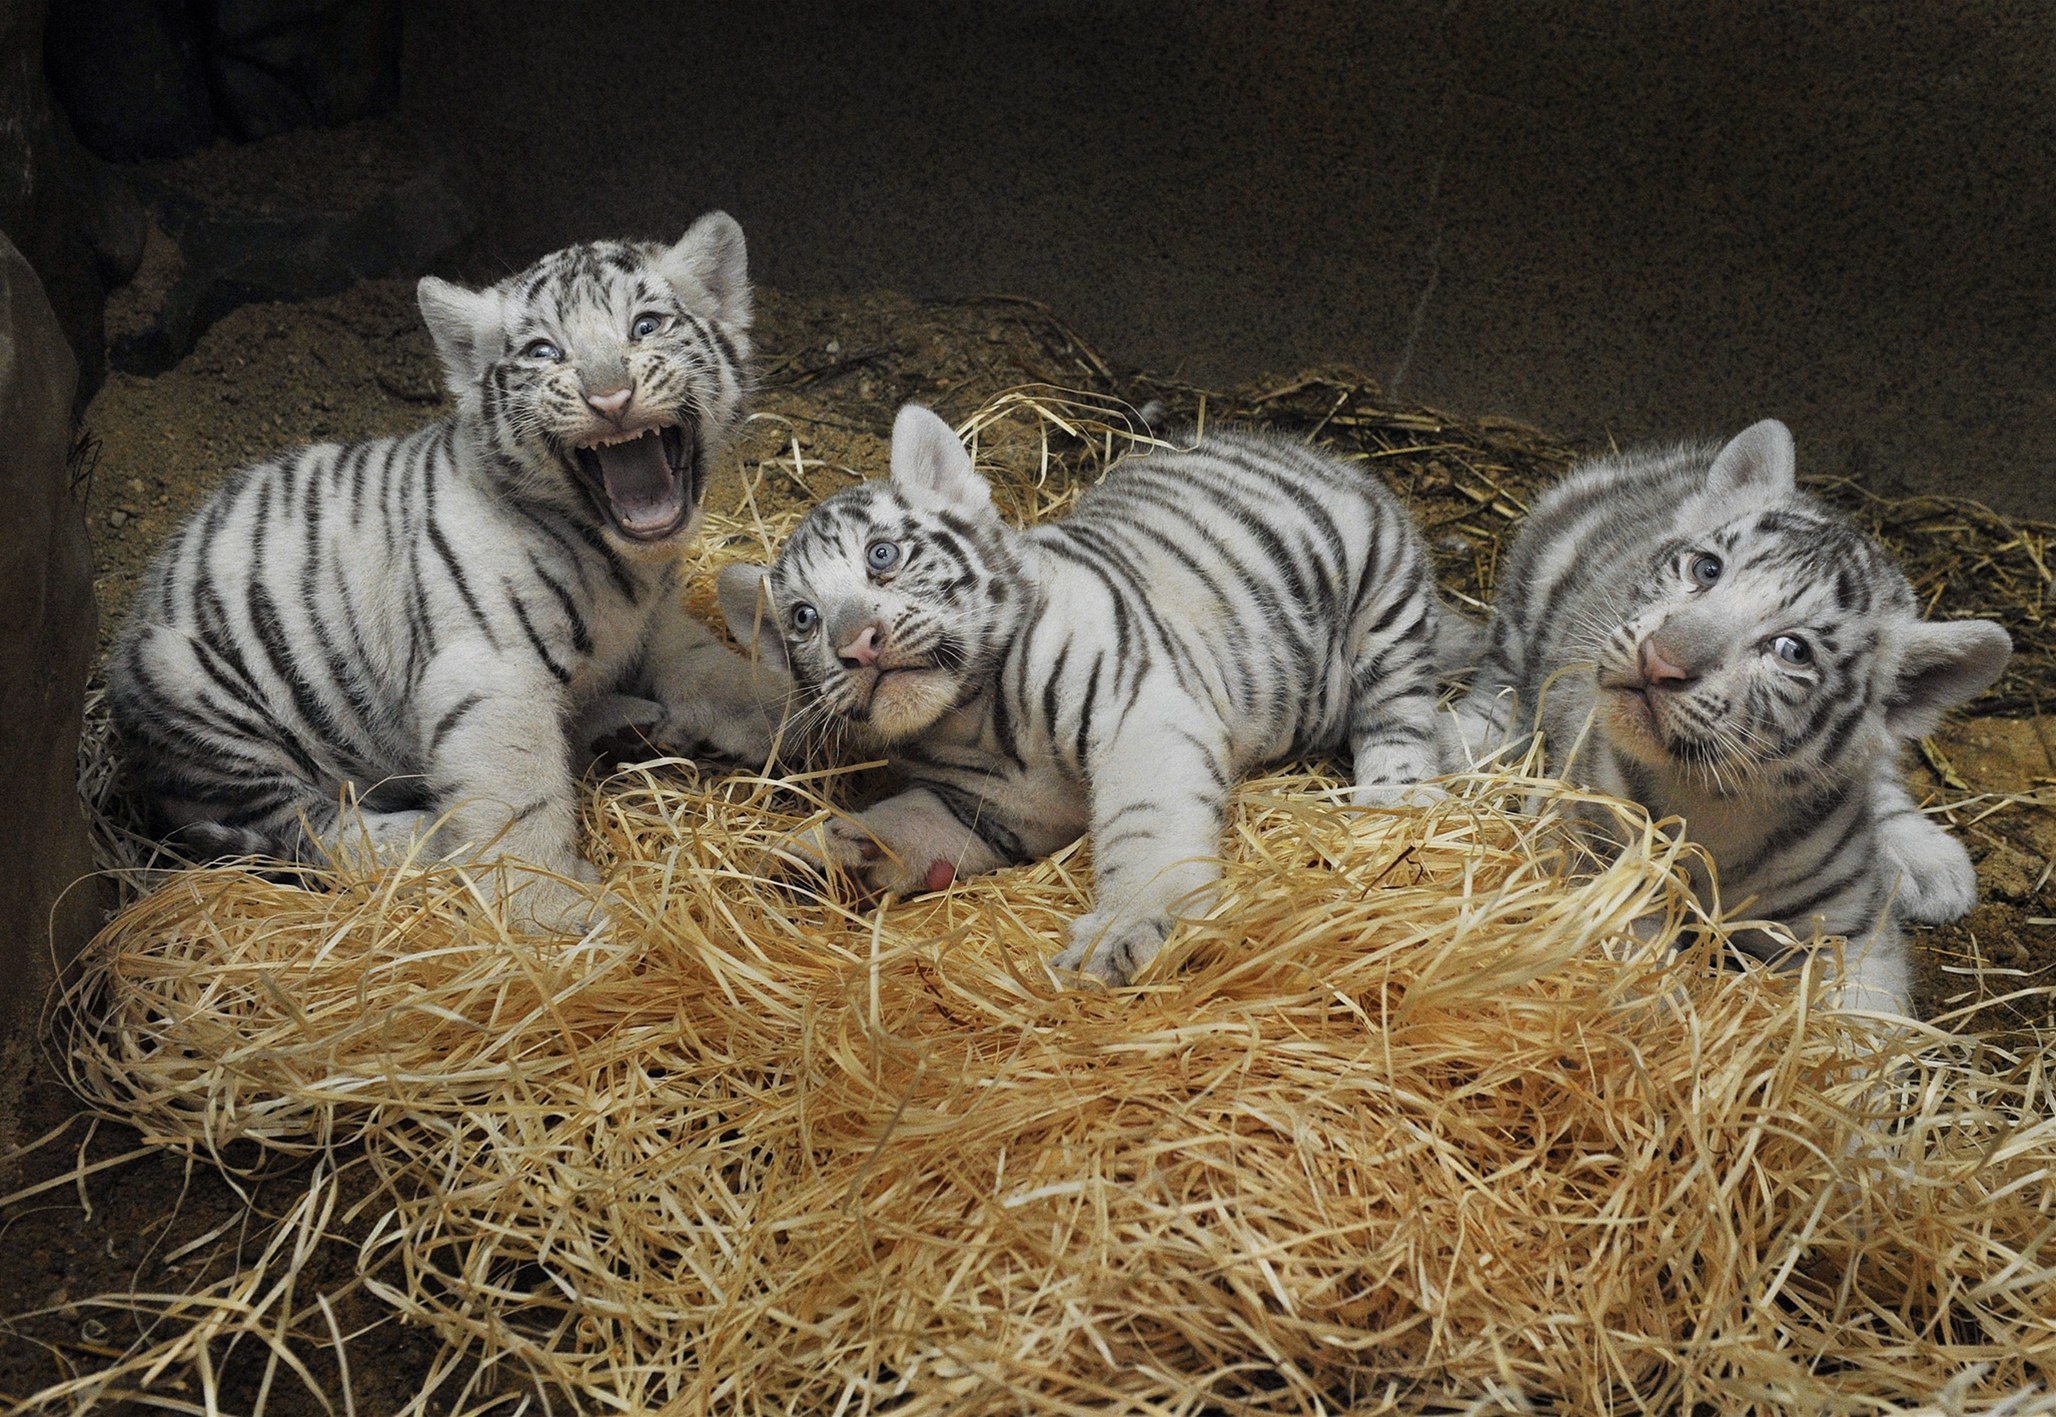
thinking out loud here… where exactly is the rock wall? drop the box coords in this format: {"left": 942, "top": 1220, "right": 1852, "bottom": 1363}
{"left": 0, "top": 0, "right": 143, "bottom": 396}
{"left": 45, "top": 0, "right": 404, "bottom": 162}
{"left": 0, "top": 0, "right": 112, "bottom": 1139}
{"left": 0, "top": 234, "right": 98, "bottom": 1097}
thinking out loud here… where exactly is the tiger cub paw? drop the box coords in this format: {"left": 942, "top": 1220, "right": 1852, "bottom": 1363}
{"left": 774, "top": 816, "right": 954, "bottom": 901}
{"left": 576, "top": 692, "right": 668, "bottom": 768}
{"left": 1883, "top": 822, "right": 1979, "bottom": 925}
{"left": 1350, "top": 779, "right": 1448, "bottom": 809}
{"left": 500, "top": 860, "right": 609, "bottom": 937}
{"left": 1049, "top": 914, "right": 1170, "bottom": 987}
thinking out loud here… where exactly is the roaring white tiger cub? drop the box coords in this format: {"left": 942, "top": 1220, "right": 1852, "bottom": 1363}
{"left": 108, "top": 213, "right": 785, "bottom": 929}
{"left": 719, "top": 404, "right": 1449, "bottom": 985}
{"left": 1451, "top": 419, "right": 2010, "bottom": 1016}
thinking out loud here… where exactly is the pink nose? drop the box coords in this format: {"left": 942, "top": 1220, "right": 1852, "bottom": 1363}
{"left": 586, "top": 387, "right": 632, "bottom": 419}
{"left": 838, "top": 623, "right": 882, "bottom": 668}
{"left": 1639, "top": 638, "right": 1694, "bottom": 686}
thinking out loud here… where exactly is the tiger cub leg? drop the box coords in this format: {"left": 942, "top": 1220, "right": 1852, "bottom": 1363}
{"left": 1343, "top": 596, "right": 1448, "bottom": 805}
{"left": 1871, "top": 763, "right": 1978, "bottom": 924}
{"left": 638, "top": 596, "right": 793, "bottom": 769}
{"left": 305, "top": 803, "right": 441, "bottom": 872}
{"left": 1051, "top": 713, "right": 1233, "bottom": 986}
{"left": 420, "top": 655, "right": 599, "bottom": 933}
{"left": 1835, "top": 918, "right": 1916, "bottom": 1019}
{"left": 1444, "top": 684, "right": 1523, "bottom": 770}
{"left": 1729, "top": 917, "right": 1914, "bottom": 1021}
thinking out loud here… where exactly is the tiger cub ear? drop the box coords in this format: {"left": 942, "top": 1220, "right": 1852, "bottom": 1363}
{"left": 1884, "top": 618, "right": 2010, "bottom": 739}
{"left": 660, "top": 211, "right": 752, "bottom": 332}
{"left": 1705, "top": 418, "right": 1797, "bottom": 502}
{"left": 716, "top": 563, "right": 790, "bottom": 673}
{"left": 417, "top": 276, "right": 503, "bottom": 392}
{"left": 890, "top": 404, "right": 994, "bottom": 517}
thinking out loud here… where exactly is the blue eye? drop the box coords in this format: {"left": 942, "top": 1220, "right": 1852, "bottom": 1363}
{"left": 522, "top": 338, "right": 562, "bottom": 361}
{"left": 866, "top": 541, "right": 902, "bottom": 574}
{"left": 1770, "top": 634, "right": 1812, "bottom": 665}
{"left": 631, "top": 313, "right": 665, "bottom": 339}
{"left": 1688, "top": 552, "right": 1723, "bottom": 588}
{"left": 791, "top": 604, "right": 819, "bottom": 635}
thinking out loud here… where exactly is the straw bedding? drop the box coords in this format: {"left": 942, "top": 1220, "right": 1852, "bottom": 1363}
{"left": 26, "top": 390, "right": 2056, "bottom": 1414}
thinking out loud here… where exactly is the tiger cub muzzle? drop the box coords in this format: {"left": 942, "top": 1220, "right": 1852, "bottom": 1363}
{"left": 1596, "top": 618, "right": 1737, "bottom": 763}
{"left": 802, "top": 607, "right": 959, "bottom": 739}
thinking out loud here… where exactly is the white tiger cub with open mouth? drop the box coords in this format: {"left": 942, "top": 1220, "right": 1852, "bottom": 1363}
{"left": 1450, "top": 419, "right": 2010, "bottom": 1017}
{"left": 108, "top": 213, "right": 788, "bottom": 930}
{"left": 720, "top": 404, "right": 1451, "bottom": 986}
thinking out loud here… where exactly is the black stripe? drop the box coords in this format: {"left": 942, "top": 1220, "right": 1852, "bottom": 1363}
{"left": 508, "top": 588, "right": 572, "bottom": 683}
{"left": 531, "top": 560, "right": 594, "bottom": 655}
{"left": 421, "top": 472, "right": 500, "bottom": 647}
{"left": 917, "top": 781, "right": 1029, "bottom": 865}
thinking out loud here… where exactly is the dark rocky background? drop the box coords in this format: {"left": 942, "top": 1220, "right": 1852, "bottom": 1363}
{"left": 396, "top": 0, "right": 2054, "bottom": 517}
{"left": 6, "top": 0, "right": 2053, "bottom": 1111}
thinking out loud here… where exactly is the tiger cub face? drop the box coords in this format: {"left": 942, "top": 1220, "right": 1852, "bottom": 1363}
{"left": 1591, "top": 421, "right": 2009, "bottom": 794}
{"left": 720, "top": 406, "right": 1026, "bottom": 743}
{"left": 415, "top": 211, "right": 752, "bottom": 561}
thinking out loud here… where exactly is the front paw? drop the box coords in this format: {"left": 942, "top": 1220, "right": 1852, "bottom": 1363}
{"left": 501, "top": 861, "right": 608, "bottom": 936}
{"left": 1887, "top": 830, "right": 1979, "bottom": 924}
{"left": 1350, "top": 779, "right": 1448, "bottom": 809}
{"left": 575, "top": 692, "right": 668, "bottom": 768}
{"left": 663, "top": 696, "right": 786, "bottom": 773}
{"left": 775, "top": 817, "right": 952, "bottom": 900}
{"left": 1049, "top": 913, "right": 1169, "bottom": 987}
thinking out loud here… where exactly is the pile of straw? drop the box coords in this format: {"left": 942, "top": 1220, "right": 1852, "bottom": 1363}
{"left": 26, "top": 391, "right": 2056, "bottom": 1414}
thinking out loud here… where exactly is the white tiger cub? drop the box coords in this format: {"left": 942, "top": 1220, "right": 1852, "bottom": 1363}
{"left": 108, "top": 213, "right": 786, "bottom": 930}
{"left": 719, "top": 405, "right": 1449, "bottom": 985}
{"left": 1450, "top": 419, "right": 2010, "bottom": 1016}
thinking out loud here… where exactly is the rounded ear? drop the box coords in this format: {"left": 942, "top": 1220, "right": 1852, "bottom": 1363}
{"left": 416, "top": 275, "right": 500, "bottom": 393}
{"left": 1884, "top": 619, "right": 2011, "bottom": 739}
{"left": 660, "top": 211, "right": 752, "bottom": 332}
{"left": 1706, "top": 419, "right": 1797, "bottom": 502}
{"left": 889, "top": 404, "right": 993, "bottom": 516}
{"left": 716, "top": 562, "right": 789, "bottom": 672}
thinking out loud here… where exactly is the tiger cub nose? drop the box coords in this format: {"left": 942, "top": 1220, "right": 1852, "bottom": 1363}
{"left": 585, "top": 387, "right": 633, "bottom": 419}
{"left": 838, "top": 623, "right": 884, "bottom": 668}
{"left": 1639, "top": 637, "right": 1696, "bottom": 687}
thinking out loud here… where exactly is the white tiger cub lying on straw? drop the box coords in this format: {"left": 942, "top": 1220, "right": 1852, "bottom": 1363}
{"left": 719, "top": 404, "right": 1450, "bottom": 985}
{"left": 1450, "top": 419, "right": 2010, "bottom": 1017}
{"left": 109, "top": 214, "right": 786, "bottom": 930}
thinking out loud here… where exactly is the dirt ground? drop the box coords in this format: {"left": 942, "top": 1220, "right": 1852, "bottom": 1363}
{"left": 3, "top": 273, "right": 2052, "bottom": 1411}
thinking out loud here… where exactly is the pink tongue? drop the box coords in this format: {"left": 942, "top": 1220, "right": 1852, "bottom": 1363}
{"left": 592, "top": 431, "right": 680, "bottom": 530}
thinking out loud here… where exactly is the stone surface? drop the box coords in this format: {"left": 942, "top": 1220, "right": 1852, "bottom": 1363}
{"left": 0, "top": 0, "right": 145, "bottom": 395}
{"left": 0, "top": 234, "right": 99, "bottom": 1146}
{"left": 111, "top": 146, "right": 477, "bottom": 374}
{"left": 42, "top": 0, "right": 214, "bottom": 161}
{"left": 43, "top": 0, "right": 402, "bottom": 158}
{"left": 209, "top": 0, "right": 402, "bottom": 141}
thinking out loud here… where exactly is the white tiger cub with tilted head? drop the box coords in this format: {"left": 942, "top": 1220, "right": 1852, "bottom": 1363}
{"left": 718, "top": 404, "right": 1450, "bottom": 985}
{"left": 108, "top": 213, "right": 787, "bottom": 930}
{"left": 1451, "top": 419, "right": 2010, "bottom": 1016}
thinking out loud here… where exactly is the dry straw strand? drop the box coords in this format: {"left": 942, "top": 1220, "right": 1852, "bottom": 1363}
{"left": 16, "top": 381, "right": 2056, "bottom": 1416}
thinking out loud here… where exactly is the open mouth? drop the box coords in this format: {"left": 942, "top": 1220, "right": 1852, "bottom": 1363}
{"left": 569, "top": 422, "right": 696, "bottom": 542}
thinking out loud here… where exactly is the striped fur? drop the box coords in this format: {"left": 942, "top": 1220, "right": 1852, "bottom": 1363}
{"left": 108, "top": 213, "right": 785, "bottom": 930}
{"left": 1451, "top": 419, "right": 2010, "bottom": 1016}
{"left": 721, "top": 404, "right": 1449, "bottom": 985}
